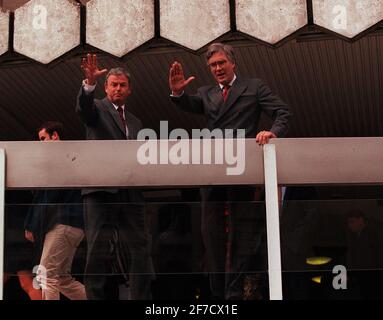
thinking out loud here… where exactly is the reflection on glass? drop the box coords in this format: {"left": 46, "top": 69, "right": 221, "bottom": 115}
{"left": 281, "top": 185, "right": 383, "bottom": 300}
{"left": 5, "top": 185, "right": 383, "bottom": 300}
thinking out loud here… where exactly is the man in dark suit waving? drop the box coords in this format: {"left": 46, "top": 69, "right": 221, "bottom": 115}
{"left": 169, "top": 43, "right": 291, "bottom": 299}
{"left": 76, "top": 54, "right": 153, "bottom": 300}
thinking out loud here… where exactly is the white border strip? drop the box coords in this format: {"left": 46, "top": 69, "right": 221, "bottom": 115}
{"left": 0, "top": 149, "right": 5, "bottom": 300}
{"left": 263, "top": 144, "right": 283, "bottom": 300}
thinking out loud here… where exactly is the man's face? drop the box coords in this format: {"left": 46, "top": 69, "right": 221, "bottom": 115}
{"left": 347, "top": 216, "right": 365, "bottom": 233}
{"left": 104, "top": 74, "right": 131, "bottom": 106}
{"left": 207, "top": 51, "right": 235, "bottom": 86}
{"left": 38, "top": 129, "right": 59, "bottom": 141}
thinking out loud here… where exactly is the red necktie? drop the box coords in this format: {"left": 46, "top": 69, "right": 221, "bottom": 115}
{"left": 222, "top": 85, "right": 230, "bottom": 102}
{"left": 117, "top": 106, "right": 127, "bottom": 136}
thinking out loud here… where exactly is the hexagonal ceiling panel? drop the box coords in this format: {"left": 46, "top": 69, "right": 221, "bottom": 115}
{"left": 313, "top": 0, "right": 383, "bottom": 38}
{"left": 86, "top": 0, "right": 155, "bottom": 57}
{"left": 236, "top": 0, "right": 307, "bottom": 44}
{"left": 160, "top": 0, "right": 231, "bottom": 50}
{"left": 0, "top": 11, "right": 9, "bottom": 56}
{"left": 14, "top": 0, "right": 80, "bottom": 64}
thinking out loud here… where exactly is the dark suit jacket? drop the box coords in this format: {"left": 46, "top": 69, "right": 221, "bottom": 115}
{"left": 171, "top": 77, "right": 291, "bottom": 138}
{"left": 170, "top": 76, "right": 291, "bottom": 202}
{"left": 76, "top": 87, "right": 143, "bottom": 196}
{"left": 25, "top": 190, "right": 83, "bottom": 234}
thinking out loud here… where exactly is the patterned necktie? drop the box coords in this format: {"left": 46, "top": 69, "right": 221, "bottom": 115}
{"left": 222, "top": 85, "right": 230, "bottom": 102}
{"left": 117, "top": 106, "right": 127, "bottom": 136}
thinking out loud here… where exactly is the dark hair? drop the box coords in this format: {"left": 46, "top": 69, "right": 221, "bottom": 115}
{"left": 37, "top": 121, "right": 64, "bottom": 139}
{"left": 105, "top": 67, "right": 131, "bottom": 85}
{"left": 206, "top": 42, "right": 236, "bottom": 64}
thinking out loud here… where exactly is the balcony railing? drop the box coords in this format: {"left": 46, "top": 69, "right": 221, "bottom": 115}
{"left": 1, "top": 137, "right": 383, "bottom": 300}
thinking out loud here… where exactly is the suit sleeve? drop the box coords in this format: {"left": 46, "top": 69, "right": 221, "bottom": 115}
{"left": 76, "top": 86, "right": 99, "bottom": 125}
{"left": 24, "top": 205, "right": 36, "bottom": 232}
{"left": 257, "top": 80, "right": 291, "bottom": 138}
{"left": 170, "top": 91, "right": 204, "bottom": 114}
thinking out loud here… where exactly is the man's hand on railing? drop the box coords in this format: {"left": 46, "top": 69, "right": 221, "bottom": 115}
{"left": 255, "top": 130, "right": 276, "bottom": 145}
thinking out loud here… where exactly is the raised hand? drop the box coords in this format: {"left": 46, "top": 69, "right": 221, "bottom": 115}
{"left": 81, "top": 53, "right": 108, "bottom": 85}
{"left": 169, "top": 61, "right": 195, "bottom": 95}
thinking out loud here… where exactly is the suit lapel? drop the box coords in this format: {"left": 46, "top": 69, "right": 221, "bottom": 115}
{"left": 102, "top": 98, "right": 127, "bottom": 137}
{"left": 208, "top": 78, "right": 247, "bottom": 120}
{"left": 207, "top": 86, "right": 225, "bottom": 120}
{"left": 216, "top": 78, "right": 248, "bottom": 119}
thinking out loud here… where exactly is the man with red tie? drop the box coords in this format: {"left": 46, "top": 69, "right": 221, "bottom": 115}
{"left": 169, "top": 42, "right": 291, "bottom": 299}
{"left": 76, "top": 54, "right": 153, "bottom": 300}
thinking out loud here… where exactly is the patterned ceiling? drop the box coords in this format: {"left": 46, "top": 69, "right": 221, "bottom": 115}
{"left": 0, "top": 1, "right": 382, "bottom": 141}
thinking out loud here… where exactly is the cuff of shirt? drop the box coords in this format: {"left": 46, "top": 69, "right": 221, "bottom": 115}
{"left": 82, "top": 80, "right": 96, "bottom": 94}
{"left": 170, "top": 91, "right": 184, "bottom": 98}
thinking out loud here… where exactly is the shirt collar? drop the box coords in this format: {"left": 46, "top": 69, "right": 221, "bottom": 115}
{"left": 219, "top": 74, "right": 237, "bottom": 90}
{"left": 112, "top": 103, "right": 125, "bottom": 111}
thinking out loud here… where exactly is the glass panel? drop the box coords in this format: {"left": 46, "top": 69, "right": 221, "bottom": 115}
{"left": 3, "top": 188, "right": 268, "bottom": 301}
{"left": 281, "top": 186, "right": 383, "bottom": 300}
{"left": 148, "top": 198, "right": 268, "bottom": 301}
{"left": 8, "top": 185, "right": 383, "bottom": 300}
